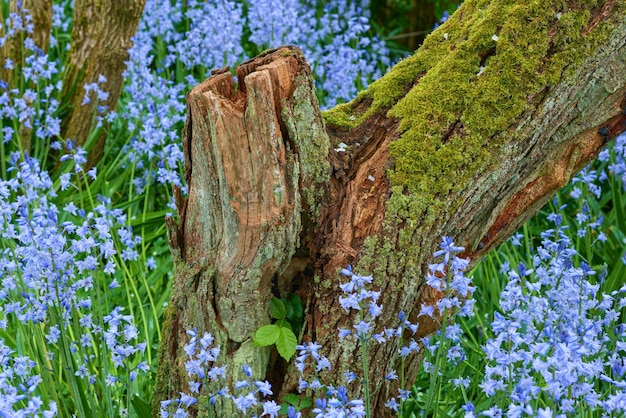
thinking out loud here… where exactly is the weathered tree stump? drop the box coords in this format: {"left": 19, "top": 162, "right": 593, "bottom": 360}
{"left": 155, "top": 1, "right": 626, "bottom": 415}
{"left": 156, "top": 48, "right": 331, "bottom": 415}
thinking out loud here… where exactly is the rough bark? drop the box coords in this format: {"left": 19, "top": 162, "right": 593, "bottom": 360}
{"left": 154, "top": 48, "right": 330, "bottom": 415}
{"left": 155, "top": 0, "right": 626, "bottom": 415}
{"left": 21, "top": 0, "right": 52, "bottom": 53}
{"left": 60, "top": 0, "right": 145, "bottom": 167}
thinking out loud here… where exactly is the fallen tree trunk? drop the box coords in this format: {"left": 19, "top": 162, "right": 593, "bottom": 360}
{"left": 155, "top": 0, "right": 626, "bottom": 415}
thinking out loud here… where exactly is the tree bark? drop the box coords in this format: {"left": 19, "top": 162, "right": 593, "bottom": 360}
{"left": 60, "top": 0, "right": 145, "bottom": 167}
{"left": 155, "top": 0, "right": 626, "bottom": 415}
{"left": 21, "top": 0, "right": 52, "bottom": 53}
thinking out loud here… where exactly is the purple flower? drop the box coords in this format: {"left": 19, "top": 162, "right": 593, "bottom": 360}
{"left": 385, "top": 370, "right": 398, "bottom": 380}
{"left": 419, "top": 303, "right": 435, "bottom": 317}
{"left": 242, "top": 363, "right": 253, "bottom": 377}
{"left": 233, "top": 392, "right": 257, "bottom": 413}
{"left": 261, "top": 400, "right": 281, "bottom": 417}
{"left": 255, "top": 380, "right": 273, "bottom": 397}
{"left": 344, "top": 370, "right": 357, "bottom": 383}
{"left": 338, "top": 328, "right": 351, "bottom": 339}
{"left": 385, "top": 397, "right": 399, "bottom": 411}
{"left": 353, "top": 320, "right": 371, "bottom": 337}
{"left": 338, "top": 293, "right": 360, "bottom": 311}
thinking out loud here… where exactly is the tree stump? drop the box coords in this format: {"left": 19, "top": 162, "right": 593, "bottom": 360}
{"left": 155, "top": 1, "right": 626, "bottom": 415}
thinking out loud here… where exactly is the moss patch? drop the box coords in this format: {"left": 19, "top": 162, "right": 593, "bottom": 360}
{"left": 328, "top": 0, "right": 617, "bottom": 201}
{"left": 324, "top": 0, "right": 620, "bottom": 279}
{"left": 387, "top": 0, "right": 616, "bottom": 201}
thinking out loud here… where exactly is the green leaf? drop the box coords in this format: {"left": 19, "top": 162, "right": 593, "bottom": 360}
{"left": 254, "top": 324, "right": 280, "bottom": 346}
{"left": 269, "top": 297, "right": 287, "bottom": 320}
{"left": 290, "top": 294, "right": 303, "bottom": 319}
{"left": 282, "top": 393, "right": 299, "bottom": 406}
{"left": 299, "top": 397, "right": 312, "bottom": 410}
{"left": 131, "top": 394, "right": 153, "bottom": 418}
{"left": 283, "top": 298, "right": 294, "bottom": 319}
{"left": 280, "top": 395, "right": 312, "bottom": 414}
{"left": 278, "top": 319, "right": 292, "bottom": 331}
{"left": 276, "top": 327, "right": 297, "bottom": 360}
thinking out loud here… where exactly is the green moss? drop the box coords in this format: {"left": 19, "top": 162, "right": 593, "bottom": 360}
{"left": 322, "top": 102, "right": 360, "bottom": 130}
{"left": 326, "top": 0, "right": 617, "bottom": 203}
{"left": 384, "top": 0, "right": 616, "bottom": 208}
{"left": 325, "top": 0, "right": 621, "bottom": 278}
{"left": 280, "top": 48, "right": 299, "bottom": 58}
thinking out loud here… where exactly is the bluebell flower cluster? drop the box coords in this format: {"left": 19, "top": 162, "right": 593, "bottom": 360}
{"left": 0, "top": 7, "right": 147, "bottom": 411}
{"left": 400, "top": 238, "right": 474, "bottom": 414}
{"left": 474, "top": 215, "right": 626, "bottom": 416}
{"left": 160, "top": 330, "right": 282, "bottom": 417}
{"left": 163, "top": 0, "right": 245, "bottom": 71}
{"left": 293, "top": 341, "right": 369, "bottom": 417}
{"left": 0, "top": 149, "right": 149, "bottom": 414}
{"left": 310, "top": 385, "right": 366, "bottom": 418}
{"left": 163, "top": 238, "right": 473, "bottom": 417}
{"left": 0, "top": 339, "right": 57, "bottom": 417}
{"left": 468, "top": 142, "right": 626, "bottom": 415}
{"left": 82, "top": 74, "right": 114, "bottom": 129}
{"left": 0, "top": 5, "right": 152, "bottom": 400}
{"left": 246, "top": 0, "right": 389, "bottom": 108}
{"left": 118, "top": 9, "right": 187, "bottom": 194}
{"left": 0, "top": 8, "right": 62, "bottom": 155}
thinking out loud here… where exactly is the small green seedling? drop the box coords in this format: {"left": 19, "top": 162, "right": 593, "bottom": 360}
{"left": 253, "top": 296, "right": 302, "bottom": 360}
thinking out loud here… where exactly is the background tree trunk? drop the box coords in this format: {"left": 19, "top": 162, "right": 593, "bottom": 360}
{"left": 0, "top": 0, "right": 52, "bottom": 152}
{"left": 155, "top": 0, "right": 626, "bottom": 415}
{"left": 20, "top": 0, "right": 52, "bottom": 53}
{"left": 0, "top": 0, "right": 52, "bottom": 80}
{"left": 60, "top": 0, "right": 145, "bottom": 167}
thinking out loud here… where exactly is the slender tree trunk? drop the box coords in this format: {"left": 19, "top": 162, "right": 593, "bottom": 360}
{"left": 155, "top": 0, "right": 626, "bottom": 415}
{"left": 0, "top": 0, "right": 52, "bottom": 80}
{"left": 0, "top": 0, "right": 52, "bottom": 152}
{"left": 60, "top": 0, "right": 145, "bottom": 167}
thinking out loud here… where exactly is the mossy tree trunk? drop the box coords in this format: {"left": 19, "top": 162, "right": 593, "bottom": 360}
{"left": 155, "top": 0, "right": 626, "bottom": 415}
{"left": 60, "top": 0, "right": 145, "bottom": 167}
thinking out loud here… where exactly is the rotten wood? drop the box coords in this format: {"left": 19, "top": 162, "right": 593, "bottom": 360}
{"left": 155, "top": 47, "right": 331, "bottom": 415}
